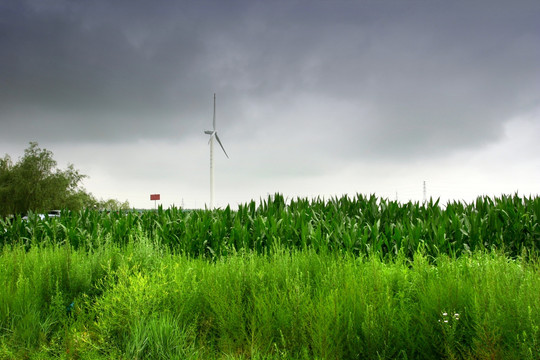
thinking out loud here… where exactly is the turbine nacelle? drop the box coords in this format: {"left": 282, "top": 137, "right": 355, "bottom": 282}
{"left": 204, "top": 130, "right": 229, "bottom": 158}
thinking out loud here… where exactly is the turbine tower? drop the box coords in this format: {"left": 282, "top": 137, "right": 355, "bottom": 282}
{"left": 204, "top": 93, "right": 229, "bottom": 210}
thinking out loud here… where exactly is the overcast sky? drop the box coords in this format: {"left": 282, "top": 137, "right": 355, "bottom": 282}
{"left": 1, "top": 0, "right": 539, "bottom": 209}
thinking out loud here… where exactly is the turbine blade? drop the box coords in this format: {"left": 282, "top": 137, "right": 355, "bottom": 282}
{"left": 213, "top": 93, "right": 216, "bottom": 130}
{"left": 214, "top": 133, "right": 229, "bottom": 158}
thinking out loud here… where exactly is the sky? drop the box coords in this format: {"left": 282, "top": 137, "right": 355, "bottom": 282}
{"left": 1, "top": 0, "right": 539, "bottom": 209}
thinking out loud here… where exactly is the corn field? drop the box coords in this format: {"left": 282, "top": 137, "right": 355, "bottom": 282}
{"left": 2, "top": 193, "right": 539, "bottom": 258}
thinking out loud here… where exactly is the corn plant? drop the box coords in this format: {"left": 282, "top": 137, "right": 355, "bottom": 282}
{"left": 1, "top": 194, "right": 538, "bottom": 259}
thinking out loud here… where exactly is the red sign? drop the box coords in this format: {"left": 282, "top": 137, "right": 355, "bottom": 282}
{"left": 150, "top": 194, "right": 160, "bottom": 201}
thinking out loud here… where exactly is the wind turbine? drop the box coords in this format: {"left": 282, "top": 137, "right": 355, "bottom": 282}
{"left": 204, "top": 93, "right": 229, "bottom": 210}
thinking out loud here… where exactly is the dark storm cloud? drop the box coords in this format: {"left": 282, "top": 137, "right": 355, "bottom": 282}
{"left": 0, "top": 0, "right": 237, "bottom": 142}
{"left": 225, "top": 0, "right": 540, "bottom": 158}
{"left": 1, "top": 0, "right": 539, "bottom": 161}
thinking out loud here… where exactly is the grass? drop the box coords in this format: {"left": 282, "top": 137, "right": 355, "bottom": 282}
{"left": 1, "top": 234, "right": 540, "bottom": 359}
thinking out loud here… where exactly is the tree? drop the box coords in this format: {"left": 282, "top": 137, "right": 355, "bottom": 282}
{"left": 97, "top": 198, "right": 131, "bottom": 212}
{"left": 0, "top": 155, "right": 14, "bottom": 216}
{"left": 0, "top": 142, "right": 120, "bottom": 217}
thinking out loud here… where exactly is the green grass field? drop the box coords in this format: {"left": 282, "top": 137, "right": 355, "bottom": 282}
{"left": 1, "top": 194, "right": 539, "bottom": 359}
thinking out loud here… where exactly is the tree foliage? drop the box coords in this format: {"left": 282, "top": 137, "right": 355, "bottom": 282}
{"left": 97, "top": 198, "right": 131, "bottom": 212}
{"left": 0, "top": 142, "right": 127, "bottom": 217}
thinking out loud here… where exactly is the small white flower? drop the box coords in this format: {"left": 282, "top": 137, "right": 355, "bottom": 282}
{"left": 442, "top": 312, "right": 448, "bottom": 316}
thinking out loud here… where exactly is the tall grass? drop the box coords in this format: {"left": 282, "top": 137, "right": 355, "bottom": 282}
{"left": 1, "top": 235, "right": 540, "bottom": 359}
